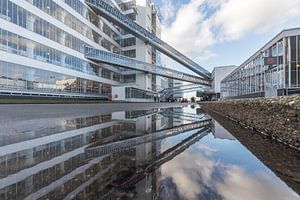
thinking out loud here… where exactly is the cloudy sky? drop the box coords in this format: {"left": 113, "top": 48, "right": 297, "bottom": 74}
{"left": 151, "top": 0, "right": 300, "bottom": 73}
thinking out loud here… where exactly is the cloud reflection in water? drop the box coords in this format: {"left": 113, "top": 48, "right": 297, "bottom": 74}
{"left": 159, "top": 134, "right": 299, "bottom": 200}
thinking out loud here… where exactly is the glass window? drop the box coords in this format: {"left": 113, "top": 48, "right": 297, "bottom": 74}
{"left": 290, "top": 36, "right": 298, "bottom": 87}
{"left": 0, "top": 0, "right": 8, "bottom": 16}
{"left": 0, "top": 29, "right": 8, "bottom": 50}
{"left": 297, "top": 36, "right": 300, "bottom": 87}
{"left": 291, "top": 62, "right": 297, "bottom": 87}
{"left": 0, "top": 61, "right": 110, "bottom": 96}
{"left": 285, "top": 37, "right": 290, "bottom": 87}
{"left": 291, "top": 36, "right": 297, "bottom": 62}
{"left": 278, "top": 41, "right": 283, "bottom": 55}
{"left": 125, "top": 87, "right": 130, "bottom": 98}
{"left": 12, "top": 3, "right": 17, "bottom": 24}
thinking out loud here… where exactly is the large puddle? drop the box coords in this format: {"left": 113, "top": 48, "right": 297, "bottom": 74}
{"left": 0, "top": 104, "right": 299, "bottom": 200}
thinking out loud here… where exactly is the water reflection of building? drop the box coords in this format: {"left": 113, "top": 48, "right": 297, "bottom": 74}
{"left": 211, "top": 120, "right": 236, "bottom": 140}
{"left": 0, "top": 107, "right": 202, "bottom": 200}
{"left": 0, "top": 114, "right": 127, "bottom": 199}
{"left": 108, "top": 126, "right": 210, "bottom": 200}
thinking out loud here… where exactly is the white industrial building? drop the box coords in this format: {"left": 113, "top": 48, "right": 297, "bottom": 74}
{"left": 0, "top": 0, "right": 211, "bottom": 102}
{"left": 211, "top": 66, "right": 237, "bottom": 99}
{"left": 197, "top": 65, "right": 236, "bottom": 100}
{"left": 221, "top": 28, "right": 300, "bottom": 99}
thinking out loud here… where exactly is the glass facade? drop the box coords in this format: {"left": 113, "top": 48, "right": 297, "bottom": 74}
{"left": 0, "top": 0, "right": 142, "bottom": 99}
{"left": 0, "top": 0, "right": 167, "bottom": 100}
{"left": 221, "top": 30, "right": 300, "bottom": 98}
{"left": 0, "top": 27, "right": 126, "bottom": 84}
{"left": 125, "top": 87, "right": 155, "bottom": 100}
{"left": 0, "top": 61, "right": 111, "bottom": 96}
{"left": 289, "top": 36, "right": 300, "bottom": 87}
{"left": 28, "top": 0, "right": 122, "bottom": 51}
{"left": 0, "top": 0, "right": 122, "bottom": 52}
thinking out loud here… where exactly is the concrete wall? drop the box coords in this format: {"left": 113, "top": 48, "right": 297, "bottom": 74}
{"left": 112, "top": 86, "right": 126, "bottom": 101}
{"left": 135, "top": 0, "right": 152, "bottom": 63}
{"left": 212, "top": 66, "right": 237, "bottom": 94}
{"left": 136, "top": 72, "right": 152, "bottom": 91}
{"left": 200, "top": 96, "right": 300, "bottom": 149}
{"left": 112, "top": 86, "right": 154, "bottom": 102}
{"left": 134, "top": 0, "right": 159, "bottom": 92}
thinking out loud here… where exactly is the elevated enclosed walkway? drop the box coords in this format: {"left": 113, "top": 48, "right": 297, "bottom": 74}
{"left": 85, "top": 118, "right": 211, "bottom": 158}
{"left": 85, "top": 0, "right": 211, "bottom": 79}
{"left": 160, "top": 84, "right": 207, "bottom": 95}
{"left": 85, "top": 46, "right": 211, "bottom": 85}
{"left": 111, "top": 127, "right": 211, "bottom": 188}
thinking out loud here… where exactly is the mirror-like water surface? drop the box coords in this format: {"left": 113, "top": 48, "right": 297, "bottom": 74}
{"left": 0, "top": 104, "right": 299, "bottom": 200}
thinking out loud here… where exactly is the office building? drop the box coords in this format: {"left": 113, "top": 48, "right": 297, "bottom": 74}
{"left": 211, "top": 65, "right": 237, "bottom": 99}
{"left": 0, "top": 0, "right": 210, "bottom": 101}
{"left": 221, "top": 28, "right": 300, "bottom": 99}
{"left": 197, "top": 65, "right": 236, "bottom": 100}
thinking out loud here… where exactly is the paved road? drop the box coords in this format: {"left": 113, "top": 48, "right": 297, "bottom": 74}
{"left": 0, "top": 102, "right": 192, "bottom": 123}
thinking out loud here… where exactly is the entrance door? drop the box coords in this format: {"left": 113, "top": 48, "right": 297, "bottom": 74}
{"left": 265, "top": 69, "right": 278, "bottom": 97}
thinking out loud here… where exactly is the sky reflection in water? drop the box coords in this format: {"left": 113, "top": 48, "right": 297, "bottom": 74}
{"left": 0, "top": 105, "right": 299, "bottom": 200}
{"left": 158, "top": 120, "right": 299, "bottom": 200}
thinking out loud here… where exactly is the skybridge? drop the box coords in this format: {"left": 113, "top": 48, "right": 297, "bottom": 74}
{"left": 158, "top": 84, "right": 209, "bottom": 99}
{"left": 85, "top": 46, "right": 211, "bottom": 85}
{"left": 111, "top": 127, "right": 211, "bottom": 188}
{"left": 85, "top": 118, "right": 211, "bottom": 159}
{"left": 160, "top": 84, "right": 207, "bottom": 95}
{"left": 85, "top": 0, "right": 211, "bottom": 79}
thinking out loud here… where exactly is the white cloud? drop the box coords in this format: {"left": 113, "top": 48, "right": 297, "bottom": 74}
{"left": 216, "top": 165, "right": 300, "bottom": 200}
{"left": 161, "top": 0, "right": 216, "bottom": 57}
{"left": 211, "top": 0, "right": 300, "bottom": 41}
{"left": 196, "top": 143, "right": 217, "bottom": 156}
{"left": 160, "top": 0, "right": 176, "bottom": 24}
{"left": 160, "top": 0, "right": 300, "bottom": 68}
{"left": 161, "top": 149, "right": 216, "bottom": 199}
{"left": 160, "top": 145, "right": 299, "bottom": 200}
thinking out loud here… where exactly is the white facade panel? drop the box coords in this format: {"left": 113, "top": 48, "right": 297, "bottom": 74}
{"left": 112, "top": 86, "right": 126, "bottom": 101}
{"left": 212, "top": 66, "right": 237, "bottom": 94}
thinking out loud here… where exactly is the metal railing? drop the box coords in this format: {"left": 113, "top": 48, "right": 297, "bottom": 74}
{"left": 85, "top": 46, "right": 211, "bottom": 85}
{"left": 85, "top": 0, "right": 211, "bottom": 79}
